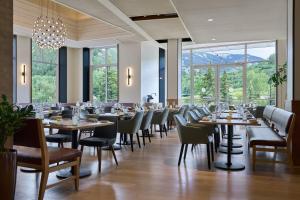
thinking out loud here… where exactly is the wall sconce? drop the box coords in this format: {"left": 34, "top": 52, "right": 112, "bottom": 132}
{"left": 127, "top": 67, "right": 132, "bottom": 86}
{"left": 21, "top": 64, "right": 26, "bottom": 84}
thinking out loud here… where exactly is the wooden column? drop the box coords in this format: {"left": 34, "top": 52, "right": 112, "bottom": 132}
{"left": 167, "top": 39, "right": 181, "bottom": 106}
{"left": 0, "top": 0, "right": 13, "bottom": 102}
{"left": 288, "top": 0, "right": 300, "bottom": 165}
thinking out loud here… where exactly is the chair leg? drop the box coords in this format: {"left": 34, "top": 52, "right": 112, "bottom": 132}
{"left": 97, "top": 147, "right": 102, "bottom": 172}
{"left": 111, "top": 145, "right": 118, "bottom": 166}
{"left": 142, "top": 130, "right": 146, "bottom": 146}
{"left": 147, "top": 129, "right": 151, "bottom": 143}
{"left": 136, "top": 132, "right": 141, "bottom": 148}
{"left": 206, "top": 143, "right": 211, "bottom": 169}
{"left": 38, "top": 170, "right": 49, "bottom": 200}
{"left": 74, "top": 157, "right": 80, "bottom": 191}
{"left": 130, "top": 134, "right": 134, "bottom": 152}
{"left": 119, "top": 133, "right": 122, "bottom": 147}
{"left": 80, "top": 145, "right": 84, "bottom": 165}
{"left": 183, "top": 144, "right": 189, "bottom": 160}
{"left": 61, "top": 142, "right": 64, "bottom": 148}
{"left": 164, "top": 124, "right": 168, "bottom": 136}
{"left": 191, "top": 144, "right": 194, "bottom": 152}
{"left": 159, "top": 125, "right": 163, "bottom": 138}
{"left": 210, "top": 142, "right": 214, "bottom": 161}
{"left": 252, "top": 146, "right": 256, "bottom": 171}
{"left": 178, "top": 144, "right": 184, "bottom": 166}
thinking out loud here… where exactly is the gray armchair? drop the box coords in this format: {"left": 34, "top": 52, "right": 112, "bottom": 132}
{"left": 140, "top": 110, "right": 154, "bottom": 145}
{"left": 151, "top": 108, "right": 169, "bottom": 138}
{"left": 174, "top": 114, "right": 214, "bottom": 169}
{"left": 167, "top": 105, "right": 186, "bottom": 129}
{"left": 118, "top": 111, "right": 144, "bottom": 152}
{"left": 188, "top": 111, "right": 200, "bottom": 123}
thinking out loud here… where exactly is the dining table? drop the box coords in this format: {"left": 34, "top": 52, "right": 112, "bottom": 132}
{"left": 43, "top": 119, "right": 114, "bottom": 178}
{"left": 198, "top": 115, "right": 259, "bottom": 171}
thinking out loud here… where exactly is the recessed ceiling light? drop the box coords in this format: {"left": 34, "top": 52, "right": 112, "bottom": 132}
{"left": 211, "top": 38, "right": 216, "bottom": 41}
{"left": 208, "top": 18, "right": 214, "bottom": 22}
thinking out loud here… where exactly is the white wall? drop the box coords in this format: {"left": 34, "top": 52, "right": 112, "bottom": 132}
{"left": 118, "top": 42, "right": 141, "bottom": 103}
{"left": 16, "top": 36, "right": 31, "bottom": 103}
{"left": 67, "top": 47, "right": 83, "bottom": 103}
{"left": 141, "top": 41, "right": 159, "bottom": 103}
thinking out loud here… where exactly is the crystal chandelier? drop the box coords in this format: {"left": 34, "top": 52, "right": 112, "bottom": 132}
{"left": 32, "top": 0, "right": 67, "bottom": 49}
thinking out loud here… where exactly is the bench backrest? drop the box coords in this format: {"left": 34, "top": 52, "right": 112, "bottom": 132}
{"left": 263, "top": 105, "right": 276, "bottom": 122}
{"left": 272, "top": 108, "right": 294, "bottom": 136}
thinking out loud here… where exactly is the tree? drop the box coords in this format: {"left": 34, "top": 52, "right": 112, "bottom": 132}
{"left": 220, "top": 71, "right": 230, "bottom": 102}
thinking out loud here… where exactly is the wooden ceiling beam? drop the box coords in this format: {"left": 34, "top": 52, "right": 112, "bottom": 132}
{"left": 130, "top": 13, "right": 178, "bottom": 21}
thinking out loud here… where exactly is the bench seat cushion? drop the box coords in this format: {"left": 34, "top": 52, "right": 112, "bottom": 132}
{"left": 247, "top": 127, "right": 286, "bottom": 147}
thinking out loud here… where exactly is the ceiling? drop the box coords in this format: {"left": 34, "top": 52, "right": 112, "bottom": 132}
{"left": 14, "top": 0, "right": 288, "bottom": 47}
{"left": 171, "top": 0, "right": 287, "bottom": 43}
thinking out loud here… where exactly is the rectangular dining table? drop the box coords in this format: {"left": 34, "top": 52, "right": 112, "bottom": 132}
{"left": 43, "top": 119, "right": 114, "bottom": 178}
{"left": 198, "top": 118, "right": 259, "bottom": 171}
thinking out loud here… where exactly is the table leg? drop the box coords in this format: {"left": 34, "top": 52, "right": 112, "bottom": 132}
{"left": 57, "top": 130, "right": 92, "bottom": 179}
{"left": 214, "top": 125, "right": 245, "bottom": 171}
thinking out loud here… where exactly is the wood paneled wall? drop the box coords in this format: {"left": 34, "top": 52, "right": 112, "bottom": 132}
{"left": 0, "top": 0, "right": 13, "bottom": 102}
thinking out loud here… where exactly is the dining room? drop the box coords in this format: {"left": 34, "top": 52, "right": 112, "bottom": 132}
{"left": 1, "top": 0, "right": 300, "bottom": 200}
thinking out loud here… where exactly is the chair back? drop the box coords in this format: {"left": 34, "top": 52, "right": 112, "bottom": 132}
{"left": 263, "top": 105, "right": 276, "bottom": 122}
{"left": 62, "top": 110, "right": 73, "bottom": 119}
{"left": 254, "top": 106, "right": 265, "bottom": 118}
{"left": 14, "top": 118, "right": 48, "bottom": 165}
{"left": 188, "top": 111, "right": 199, "bottom": 123}
{"left": 161, "top": 108, "right": 169, "bottom": 124}
{"left": 183, "top": 106, "right": 190, "bottom": 120}
{"left": 94, "top": 116, "right": 118, "bottom": 140}
{"left": 140, "top": 110, "right": 154, "bottom": 130}
{"left": 193, "top": 109, "right": 204, "bottom": 119}
{"left": 14, "top": 118, "right": 43, "bottom": 148}
{"left": 131, "top": 111, "right": 144, "bottom": 134}
{"left": 203, "top": 107, "right": 211, "bottom": 115}
{"left": 178, "top": 106, "right": 186, "bottom": 115}
{"left": 173, "top": 114, "right": 188, "bottom": 142}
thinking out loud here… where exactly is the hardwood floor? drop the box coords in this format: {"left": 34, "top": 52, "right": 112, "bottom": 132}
{"left": 15, "top": 126, "right": 300, "bottom": 200}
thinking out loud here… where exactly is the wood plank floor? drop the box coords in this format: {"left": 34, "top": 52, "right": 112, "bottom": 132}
{"left": 15, "top": 126, "right": 300, "bottom": 200}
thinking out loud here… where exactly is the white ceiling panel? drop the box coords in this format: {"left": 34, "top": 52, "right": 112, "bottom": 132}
{"left": 110, "top": 0, "right": 176, "bottom": 17}
{"left": 171, "top": 0, "right": 287, "bottom": 43}
{"left": 136, "top": 18, "right": 188, "bottom": 40}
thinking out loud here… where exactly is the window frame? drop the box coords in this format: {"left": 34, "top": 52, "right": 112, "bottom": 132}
{"left": 31, "top": 41, "right": 59, "bottom": 103}
{"left": 182, "top": 41, "right": 277, "bottom": 106}
{"left": 90, "top": 46, "right": 119, "bottom": 103}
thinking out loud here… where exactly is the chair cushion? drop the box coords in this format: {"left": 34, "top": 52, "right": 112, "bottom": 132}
{"left": 247, "top": 127, "right": 286, "bottom": 147}
{"left": 14, "top": 146, "right": 81, "bottom": 165}
{"left": 46, "top": 134, "right": 72, "bottom": 143}
{"left": 79, "top": 137, "right": 115, "bottom": 147}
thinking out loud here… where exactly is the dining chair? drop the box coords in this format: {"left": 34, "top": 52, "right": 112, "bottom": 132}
{"left": 118, "top": 111, "right": 144, "bottom": 152}
{"left": 78, "top": 109, "right": 94, "bottom": 140}
{"left": 46, "top": 110, "right": 73, "bottom": 147}
{"left": 79, "top": 116, "right": 118, "bottom": 172}
{"left": 14, "top": 118, "right": 81, "bottom": 200}
{"left": 174, "top": 114, "right": 214, "bottom": 169}
{"left": 167, "top": 106, "right": 186, "bottom": 129}
{"left": 140, "top": 110, "right": 154, "bottom": 145}
{"left": 151, "top": 108, "right": 169, "bottom": 138}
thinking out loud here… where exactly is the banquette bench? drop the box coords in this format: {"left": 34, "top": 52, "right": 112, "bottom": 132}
{"left": 246, "top": 105, "right": 296, "bottom": 170}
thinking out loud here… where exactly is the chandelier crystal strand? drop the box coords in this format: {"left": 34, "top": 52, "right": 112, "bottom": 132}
{"left": 32, "top": 0, "right": 67, "bottom": 49}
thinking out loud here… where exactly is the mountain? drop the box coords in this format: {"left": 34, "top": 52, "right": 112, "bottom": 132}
{"left": 182, "top": 52, "right": 265, "bottom": 66}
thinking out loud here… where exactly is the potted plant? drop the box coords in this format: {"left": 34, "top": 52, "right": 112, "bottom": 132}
{"left": 268, "top": 63, "right": 287, "bottom": 87}
{"left": 0, "top": 95, "right": 33, "bottom": 200}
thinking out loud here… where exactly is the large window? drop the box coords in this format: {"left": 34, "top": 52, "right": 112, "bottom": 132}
{"left": 32, "top": 42, "right": 58, "bottom": 103}
{"left": 91, "top": 47, "right": 118, "bottom": 102}
{"left": 182, "top": 41, "right": 276, "bottom": 106}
